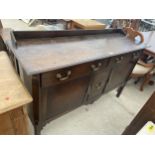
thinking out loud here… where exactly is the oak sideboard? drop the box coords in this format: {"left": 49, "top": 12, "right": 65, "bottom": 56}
{"left": 0, "top": 28, "right": 146, "bottom": 134}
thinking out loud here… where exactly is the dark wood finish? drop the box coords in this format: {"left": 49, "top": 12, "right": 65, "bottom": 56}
{"left": 41, "top": 59, "right": 109, "bottom": 88}
{"left": 46, "top": 76, "right": 90, "bottom": 119}
{"left": 0, "top": 20, "right": 2, "bottom": 29}
{"left": 0, "top": 35, "right": 7, "bottom": 51}
{"left": 122, "top": 91, "right": 155, "bottom": 135}
{"left": 13, "top": 29, "right": 124, "bottom": 41}
{"left": 85, "top": 59, "right": 111, "bottom": 103}
{"left": 1, "top": 29, "right": 145, "bottom": 134}
{"left": 22, "top": 50, "right": 143, "bottom": 134}
{"left": 105, "top": 52, "right": 140, "bottom": 93}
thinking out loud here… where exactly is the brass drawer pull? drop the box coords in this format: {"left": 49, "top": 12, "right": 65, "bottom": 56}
{"left": 91, "top": 62, "right": 102, "bottom": 71}
{"left": 56, "top": 70, "right": 71, "bottom": 81}
{"left": 115, "top": 56, "right": 123, "bottom": 63}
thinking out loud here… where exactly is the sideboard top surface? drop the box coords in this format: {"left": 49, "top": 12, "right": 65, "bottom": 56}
{"left": 1, "top": 29, "right": 146, "bottom": 75}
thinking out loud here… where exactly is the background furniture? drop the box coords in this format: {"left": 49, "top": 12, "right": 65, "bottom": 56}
{"left": 131, "top": 60, "right": 155, "bottom": 91}
{"left": 69, "top": 19, "right": 106, "bottom": 30}
{"left": 0, "top": 35, "right": 6, "bottom": 51}
{"left": 139, "top": 20, "right": 155, "bottom": 32}
{"left": 122, "top": 91, "right": 155, "bottom": 135}
{"left": 0, "top": 20, "right": 2, "bottom": 29}
{"left": 111, "top": 19, "right": 141, "bottom": 31}
{"left": 1, "top": 28, "right": 145, "bottom": 134}
{"left": 130, "top": 31, "right": 155, "bottom": 91}
{"left": 0, "top": 52, "right": 32, "bottom": 134}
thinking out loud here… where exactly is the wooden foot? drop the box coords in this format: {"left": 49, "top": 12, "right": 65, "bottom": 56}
{"left": 34, "top": 125, "right": 41, "bottom": 135}
{"left": 116, "top": 86, "right": 124, "bottom": 97}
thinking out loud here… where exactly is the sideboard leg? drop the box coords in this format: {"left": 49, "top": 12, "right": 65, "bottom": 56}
{"left": 32, "top": 75, "right": 42, "bottom": 135}
{"left": 34, "top": 124, "right": 41, "bottom": 135}
{"left": 116, "top": 85, "right": 124, "bottom": 97}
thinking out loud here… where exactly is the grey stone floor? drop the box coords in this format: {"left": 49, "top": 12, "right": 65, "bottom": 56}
{"left": 2, "top": 19, "right": 155, "bottom": 134}
{"left": 40, "top": 80, "right": 154, "bottom": 135}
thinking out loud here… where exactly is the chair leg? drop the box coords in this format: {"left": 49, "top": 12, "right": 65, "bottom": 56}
{"left": 140, "top": 74, "right": 151, "bottom": 91}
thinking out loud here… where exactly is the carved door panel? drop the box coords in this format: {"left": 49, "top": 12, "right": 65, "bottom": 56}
{"left": 88, "top": 69, "right": 110, "bottom": 103}
{"left": 45, "top": 75, "right": 90, "bottom": 120}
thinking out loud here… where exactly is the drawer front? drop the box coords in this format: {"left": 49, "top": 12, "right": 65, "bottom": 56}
{"left": 113, "top": 51, "right": 141, "bottom": 65}
{"left": 41, "top": 58, "right": 110, "bottom": 87}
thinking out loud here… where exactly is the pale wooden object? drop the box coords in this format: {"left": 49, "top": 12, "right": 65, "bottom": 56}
{"left": 71, "top": 19, "right": 106, "bottom": 30}
{"left": 0, "top": 51, "right": 32, "bottom": 114}
{"left": 0, "top": 51, "right": 32, "bottom": 134}
{"left": 0, "top": 107, "right": 29, "bottom": 134}
{"left": 123, "top": 27, "right": 144, "bottom": 43}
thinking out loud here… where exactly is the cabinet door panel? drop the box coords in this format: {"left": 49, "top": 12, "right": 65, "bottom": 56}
{"left": 46, "top": 76, "right": 90, "bottom": 119}
{"left": 104, "top": 53, "right": 134, "bottom": 93}
{"left": 86, "top": 68, "right": 110, "bottom": 103}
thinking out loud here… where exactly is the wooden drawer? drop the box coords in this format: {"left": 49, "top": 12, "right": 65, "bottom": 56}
{"left": 41, "top": 58, "right": 110, "bottom": 87}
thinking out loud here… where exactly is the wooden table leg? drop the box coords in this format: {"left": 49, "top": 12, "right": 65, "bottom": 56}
{"left": 0, "top": 106, "right": 29, "bottom": 135}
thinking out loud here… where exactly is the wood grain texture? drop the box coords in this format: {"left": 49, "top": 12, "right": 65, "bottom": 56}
{"left": 1, "top": 29, "right": 143, "bottom": 134}
{"left": 0, "top": 107, "right": 29, "bottom": 135}
{"left": 13, "top": 32, "right": 145, "bottom": 75}
{"left": 0, "top": 51, "right": 32, "bottom": 114}
{"left": 0, "top": 20, "right": 2, "bottom": 29}
{"left": 71, "top": 19, "right": 106, "bottom": 30}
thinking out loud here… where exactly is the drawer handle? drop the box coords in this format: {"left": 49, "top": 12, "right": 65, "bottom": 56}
{"left": 91, "top": 62, "right": 102, "bottom": 71}
{"left": 56, "top": 70, "right": 71, "bottom": 81}
{"left": 115, "top": 56, "right": 123, "bottom": 63}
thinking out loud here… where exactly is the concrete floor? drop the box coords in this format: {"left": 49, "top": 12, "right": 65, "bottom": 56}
{"left": 40, "top": 80, "right": 154, "bottom": 135}
{"left": 1, "top": 19, "right": 155, "bottom": 134}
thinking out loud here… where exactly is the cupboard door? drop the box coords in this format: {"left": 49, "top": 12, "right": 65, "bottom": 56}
{"left": 85, "top": 66, "right": 110, "bottom": 104}
{"left": 104, "top": 53, "right": 134, "bottom": 93}
{"left": 45, "top": 75, "right": 90, "bottom": 120}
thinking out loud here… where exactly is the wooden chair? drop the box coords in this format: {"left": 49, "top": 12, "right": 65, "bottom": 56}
{"left": 131, "top": 60, "right": 155, "bottom": 91}
{"left": 111, "top": 19, "right": 141, "bottom": 31}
